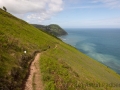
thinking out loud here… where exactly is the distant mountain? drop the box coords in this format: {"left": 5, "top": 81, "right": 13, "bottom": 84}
{"left": 32, "top": 24, "right": 68, "bottom": 36}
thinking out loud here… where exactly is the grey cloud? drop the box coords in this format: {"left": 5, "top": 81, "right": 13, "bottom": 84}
{"left": 0, "top": 0, "right": 63, "bottom": 23}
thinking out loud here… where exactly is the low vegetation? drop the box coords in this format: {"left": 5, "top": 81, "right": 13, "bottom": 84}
{"left": 40, "top": 43, "right": 120, "bottom": 90}
{"left": 0, "top": 8, "right": 58, "bottom": 90}
{"left": 0, "top": 8, "right": 120, "bottom": 90}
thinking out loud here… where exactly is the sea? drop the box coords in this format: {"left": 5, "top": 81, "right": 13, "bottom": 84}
{"left": 59, "top": 28, "right": 120, "bottom": 74}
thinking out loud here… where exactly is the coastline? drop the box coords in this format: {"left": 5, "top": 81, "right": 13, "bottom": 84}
{"left": 59, "top": 28, "right": 120, "bottom": 74}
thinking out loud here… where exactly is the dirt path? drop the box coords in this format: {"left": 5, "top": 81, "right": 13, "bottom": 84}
{"left": 54, "top": 44, "right": 58, "bottom": 49}
{"left": 24, "top": 53, "right": 44, "bottom": 90}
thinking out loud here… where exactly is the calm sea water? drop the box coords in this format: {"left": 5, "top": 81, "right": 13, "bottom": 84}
{"left": 59, "top": 28, "right": 120, "bottom": 74}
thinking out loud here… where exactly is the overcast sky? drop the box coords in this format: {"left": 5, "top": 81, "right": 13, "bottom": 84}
{"left": 1, "top": 0, "right": 120, "bottom": 28}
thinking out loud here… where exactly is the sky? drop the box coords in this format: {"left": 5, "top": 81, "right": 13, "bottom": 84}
{"left": 1, "top": 0, "right": 120, "bottom": 28}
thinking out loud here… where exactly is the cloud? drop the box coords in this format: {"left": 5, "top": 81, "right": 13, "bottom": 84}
{"left": 66, "top": 0, "right": 120, "bottom": 10}
{"left": 93, "top": 0, "right": 120, "bottom": 8}
{"left": 66, "top": 17, "right": 120, "bottom": 28}
{"left": 66, "top": 5, "right": 104, "bottom": 9}
{"left": 0, "top": 0, "right": 63, "bottom": 23}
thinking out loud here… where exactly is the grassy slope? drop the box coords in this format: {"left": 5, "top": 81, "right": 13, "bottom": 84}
{"left": 0, "top": 9, "right": 120, "bottom": 90}
{"left": 40, "top": 43, "right": 120, "bottom": 90}
{"left": 0, "top": 9, "right": 58, "bottom": 89}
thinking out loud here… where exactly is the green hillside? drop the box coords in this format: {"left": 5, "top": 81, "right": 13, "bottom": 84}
{"left": 0, "top": 8, "right": 120, "bottom": 90}
{"left": 32, "top": 24, "right": 68, "bottom": 36}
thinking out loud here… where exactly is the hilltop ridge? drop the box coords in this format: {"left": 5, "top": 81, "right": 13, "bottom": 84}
{"left": 32, "top": 24, "right": 68, "bottom": 36}
{"left": 0, "top": 8, "right": 120, "bottom": 90}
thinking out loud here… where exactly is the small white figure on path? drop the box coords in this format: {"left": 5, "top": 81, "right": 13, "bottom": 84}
{"left": 24, "top": 51, "right": 27, "bottom": 54}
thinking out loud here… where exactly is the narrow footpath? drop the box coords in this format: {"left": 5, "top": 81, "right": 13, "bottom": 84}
{"left": 24, "top": 53, "right": 44, "bottom": 90}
